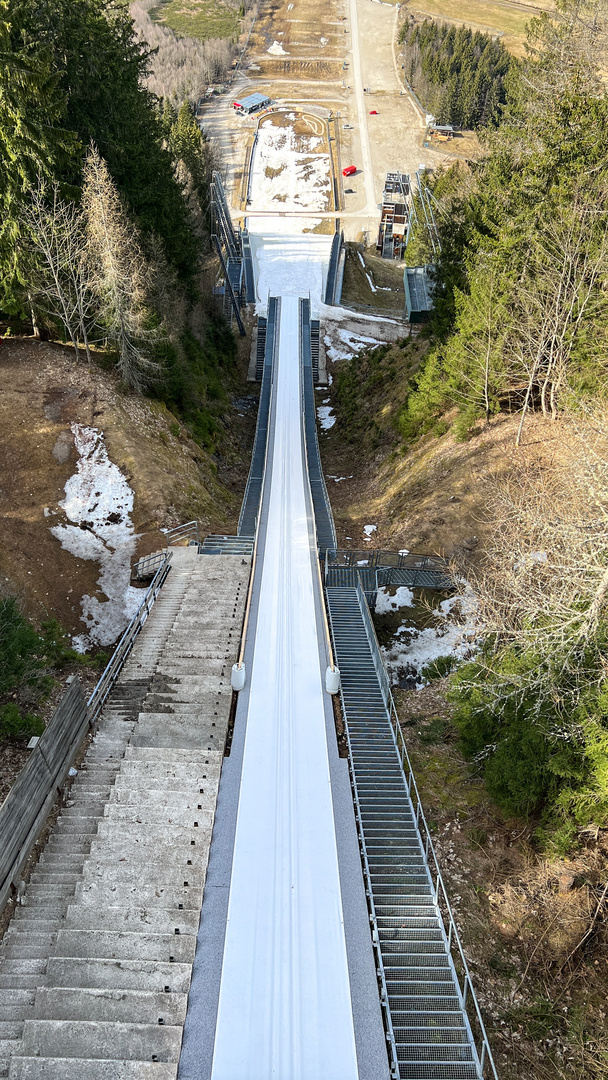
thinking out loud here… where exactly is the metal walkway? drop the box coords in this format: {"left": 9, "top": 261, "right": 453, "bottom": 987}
{"left": 326, "top": 582, "right": 497, "bottom": 1080}
{"left": 325, "top": 226, "right": 344, "bottom": 305}
{"left": 200, "top": 535, "right": 254, "bottom": 555}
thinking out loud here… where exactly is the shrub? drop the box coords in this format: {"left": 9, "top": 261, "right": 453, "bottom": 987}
{"left": 0, "top": 703, "right": 44, "bottom": 741}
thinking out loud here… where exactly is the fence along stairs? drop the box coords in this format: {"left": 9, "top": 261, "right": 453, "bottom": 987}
{"left": 326, "top": 580, "right": 497, "bottom": 1080}
{"left": 0, "top": 547, "right": 250, "bottom": 1079}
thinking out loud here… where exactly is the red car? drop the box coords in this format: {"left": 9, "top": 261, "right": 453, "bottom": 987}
{"left": 342, "top": 165, "right": 357, "bottom": 177}
{"left": 369, "top": 109, "right": 378, "bottom": 115}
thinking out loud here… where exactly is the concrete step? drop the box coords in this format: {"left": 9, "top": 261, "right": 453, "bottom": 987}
{"left": 9, "top": 1055, "right": 178, "bottom": 1079}
{"left": 29, "top": 868, "right": 82, "bottom": 885}
{"left": 0, "top": 976, "right": 42, "bottom": 992}
{"left": 64, "top": 906, "right": 198, "bottom": 936}
{"left": 0, "top": 964, "right": 45, "bottom": 990}
{"left": 38, "top": 854, "right": 86, "bottom": 869}
{"left": 32, "top": 987, "right": 186, "bottom": 1026}
{"left": 17, "top": 1019, "right": 183, "bottom": 1061}
{"left": 14, "top": 902, "right": 66, "bottom": 919}
{"left": 103, "top": 806, "right": 213, "bottom": 829}
{"left": 74, "top": 883, "right": 202, "bottom": 910}
{"left": 53, "top": 931, "right": 196, "bottom": 964}
{"left": 43, "top": 840, "right": 91, "bottom": 855}
{"left": 8, "top": 920, "right": 58, "bottom": 935}
{"left": 122, "top": 747, "right": 221, "bottom": 765}
{"left": 0, "top": 1025, "right": 22, "bottom": 1041}
{"left": 108, "top": 789, "right": 216, "bottom": 809}
{"left": 128, "top": 733, "right": 222, "bottom": 752}
{"left": 95, "top": 823, "right": 206, "bottom": 845}
{"left": 117, "top": 762, "right": 216, "bottom": 780}
{"left": 45, "top": 958, "right": 191, "bottom": 994}
{"left": 81, "top": 863, "right": 207, "bottom": 889}
{"left": 1, "top": 936, "right": 56, "bottom": 962}
{"left": 0, "top": 993, "right": 32, "bottom": 1010}
{"left": 0, "top": 997, "right": 34, "bottom": 1022}
{"left": 53, "top": 821, "right": 99, "bottom": 836}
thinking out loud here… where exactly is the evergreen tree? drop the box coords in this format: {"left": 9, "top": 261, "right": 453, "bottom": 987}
{"left": 17, "top": 0, "right": 199, "bottom": 281}
{"left": 0, "top": 0, "right": 78, "bottom": 308}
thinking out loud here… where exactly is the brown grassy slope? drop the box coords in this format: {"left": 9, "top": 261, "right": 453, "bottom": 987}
{"left": 318, "top": 334, "right": 544, "bottom": 558}
{"left": 0, "top": 337, "right": 255, "bottom": 636}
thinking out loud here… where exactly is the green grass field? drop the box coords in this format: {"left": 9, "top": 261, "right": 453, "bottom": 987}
{"left": 406, "top": 0, "right": 553, "bottom": 54}
{"left": 150, "top": 0, "right": 241, "bottom": 42}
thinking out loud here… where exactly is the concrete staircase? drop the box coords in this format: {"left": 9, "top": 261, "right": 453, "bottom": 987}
{"left": 1, "top": 548, "right": 249, "bottom": 1079}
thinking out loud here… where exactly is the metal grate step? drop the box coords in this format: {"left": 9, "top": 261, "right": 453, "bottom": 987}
{"left": 325, "top": 584, "right": 488, "bottom": 1080}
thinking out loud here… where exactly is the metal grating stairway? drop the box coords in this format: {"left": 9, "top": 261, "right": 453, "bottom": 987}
{"left": 326, "top": 584, "right": 494, "bottom": 1080}
{"left": 200, "top": 535, "right": 254, "bottom": 555}
{"left": 255, "top": 317, "right": 267, "bottom": 381}
{"left": 301, "top": 298, "right": 337, "bottom": 554}
{"left": 310, "top": 319, "right": 320, "bottom": 383}
{"left": 238, "top": 298, "right": 277, "bottom": 537}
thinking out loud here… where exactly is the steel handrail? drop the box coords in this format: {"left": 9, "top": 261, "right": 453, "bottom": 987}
{"left": 133, "top": 550, "right": 166, "bottom": 578}
{"left": 164, "top": 521, "right": 199, "bottom": 547}
{"left": 354, "top": 574, "right": 499, "bottom": 1079}
{"left": 327, "top": 547, "right": 448, "bottom": 571}
{"left": 87, "top": 552, "right": 172, "bottom": 725}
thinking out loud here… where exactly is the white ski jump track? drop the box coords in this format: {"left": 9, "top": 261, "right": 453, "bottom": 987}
{"left": 210, "top": 138, "right": 360, "bottom": 1071}
{"left": 211, "top": 290, "right": 359, "bottom": 1078}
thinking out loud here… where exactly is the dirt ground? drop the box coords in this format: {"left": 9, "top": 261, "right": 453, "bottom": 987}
{"left": 200, "top": 0, "right": 473, "bottom": 243}
{"left": 0, "top": 337, "right": 256, "bottom": 637}
{"left": 321, "top": 395, "right": 564, "bottom": 558}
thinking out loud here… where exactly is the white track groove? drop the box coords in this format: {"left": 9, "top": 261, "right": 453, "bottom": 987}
{"left": 210, "top": 295, "right": 359, "bottom": 1079}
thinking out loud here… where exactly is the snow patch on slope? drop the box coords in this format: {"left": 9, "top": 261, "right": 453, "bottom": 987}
{"left": 248, "top": 122, "right": 330, "bottom": 214}
{"left": 51, "top": 424, "right": 141, "bottom": 651}
{"left": 380, "top": 586, "right": 480, "bottom": 689}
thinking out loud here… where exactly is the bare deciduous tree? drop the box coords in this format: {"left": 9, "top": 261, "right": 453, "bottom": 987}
{"left": 130, "top": 0, "right": 235, "bottom": 104}
{"left": 22, "top": 182, "right": 96, "bottom": 363}
{"left": 82, "top": 147, "right": 163, "bottom": 391}
{"left": 510, "top": 193, "right": 608, "bottom": 446}
{"left": 455, "top": 408, "right": 608, "bottom": 731}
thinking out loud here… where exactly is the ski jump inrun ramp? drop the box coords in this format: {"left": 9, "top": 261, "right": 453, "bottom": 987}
{"left": 180, "top": 224, "right": 496, "bottom": 1079}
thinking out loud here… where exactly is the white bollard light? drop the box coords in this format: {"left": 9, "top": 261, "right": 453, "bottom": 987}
{"left": 231, "top": 663, "right": 246, "bottom": 692}
{"left": 325, "top": 666, "right": 341, "bottom": 695}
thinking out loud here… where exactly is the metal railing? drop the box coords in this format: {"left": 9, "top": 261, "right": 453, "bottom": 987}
{"left": 326, "top": 547, "right": 448, "bottom": 573}
{"left": 164, "top": 521, "right": 199, "bottom": 547}
{"left": 87, "top": 552, "right": 172, "bottom": 725}
{"left": 353, "top": 575, "right": 498, "bottom": 1079}
{"left": 133, "top": 550, "right": 166, "bottom": 580}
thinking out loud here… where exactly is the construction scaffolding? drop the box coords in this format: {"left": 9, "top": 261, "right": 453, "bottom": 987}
{"left": 377, "top": 173, "right": 410, "bottom": 260}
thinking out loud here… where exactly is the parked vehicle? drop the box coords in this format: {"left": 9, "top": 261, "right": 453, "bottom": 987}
{"left": 342, "top": 165, "right": 357, "bottom": 177}
{"left": 369, "top": 110, "right": 378, "bottom": 115}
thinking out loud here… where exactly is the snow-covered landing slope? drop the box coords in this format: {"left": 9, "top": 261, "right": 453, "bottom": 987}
{"left": 248, "top": 223, "right": 333, "bottom": 316}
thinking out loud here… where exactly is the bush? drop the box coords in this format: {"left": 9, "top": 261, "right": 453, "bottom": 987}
{"left": 0, "top": 703, "right": 44, "bottom": 741}
{"left": 421, "top": 654, "right": 455, "bottom": 680}
{"left": 0, "top": 598, "right": 44, "bottom": 697}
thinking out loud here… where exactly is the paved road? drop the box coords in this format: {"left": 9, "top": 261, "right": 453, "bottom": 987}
{"left": 348, "top": 0, "right": 377, "bottom": 214}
